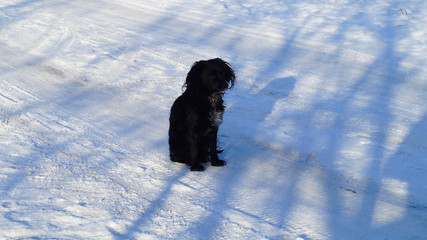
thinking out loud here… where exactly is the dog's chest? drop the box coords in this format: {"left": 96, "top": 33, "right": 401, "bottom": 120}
{"left": 209, "top": 108, "right": 223, "bottom": 127}
{"left": 208, "top": 94, "right": 224, "bottom": 127}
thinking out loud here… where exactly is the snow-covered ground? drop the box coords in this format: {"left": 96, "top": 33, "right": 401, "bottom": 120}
{"left": 1, "top": 0, "right": 427, "bottom": 239}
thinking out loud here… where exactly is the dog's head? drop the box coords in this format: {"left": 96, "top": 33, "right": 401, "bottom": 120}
{"left": 184, "top": 58, "right": 235, "bottom": 94}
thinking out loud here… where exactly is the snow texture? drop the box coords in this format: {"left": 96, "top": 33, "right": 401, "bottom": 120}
{"left": 1, "top": 0, "right": 427, "bottom": 239}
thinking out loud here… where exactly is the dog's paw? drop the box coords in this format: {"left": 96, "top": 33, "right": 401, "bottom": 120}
{"left": 170, "top": 155, "right": 185, "bottom": 163}
{"left": 211, "top": 159, "right": 226, "bottom": 167}
{"left": 190, "top": 164, "right": 205, "bottom": 171}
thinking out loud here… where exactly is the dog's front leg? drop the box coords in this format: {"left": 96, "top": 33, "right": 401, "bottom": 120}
{"left": 187, "top": 128, "right": 205, "bottom": 172}
{"left": 209, "top": 127, "right": 226, "bottom": 167}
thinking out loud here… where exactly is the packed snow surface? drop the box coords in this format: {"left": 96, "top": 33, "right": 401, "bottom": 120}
{"left": 1, "top": 0, "right": 427, "bottom": 239}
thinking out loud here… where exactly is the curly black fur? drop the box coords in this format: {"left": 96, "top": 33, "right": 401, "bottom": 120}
{"left": 168, "top": 58, "right": 235, "bottom": 171}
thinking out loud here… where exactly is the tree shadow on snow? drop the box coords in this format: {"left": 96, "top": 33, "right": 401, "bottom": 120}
{"left": 3, "top": 1, "right": 426, "bottom": 239}
{"left": 185, "top": 76, "right": 298, "bottom": 239}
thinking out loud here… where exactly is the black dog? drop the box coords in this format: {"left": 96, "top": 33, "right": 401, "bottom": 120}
{"left": 169, "top": 58, "right": 235, "bottom": 171}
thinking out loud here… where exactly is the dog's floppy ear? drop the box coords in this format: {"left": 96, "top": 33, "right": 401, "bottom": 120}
{"left": 183, "top": 60, "right": 207, "bottom": 90}
{"left": 214, "top": 58, "right": 236, "bottom": 89}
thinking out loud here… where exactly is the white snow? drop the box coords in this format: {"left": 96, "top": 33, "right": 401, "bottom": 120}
{"left": 1, "top": 0, "right": 427, "bottom": 239}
